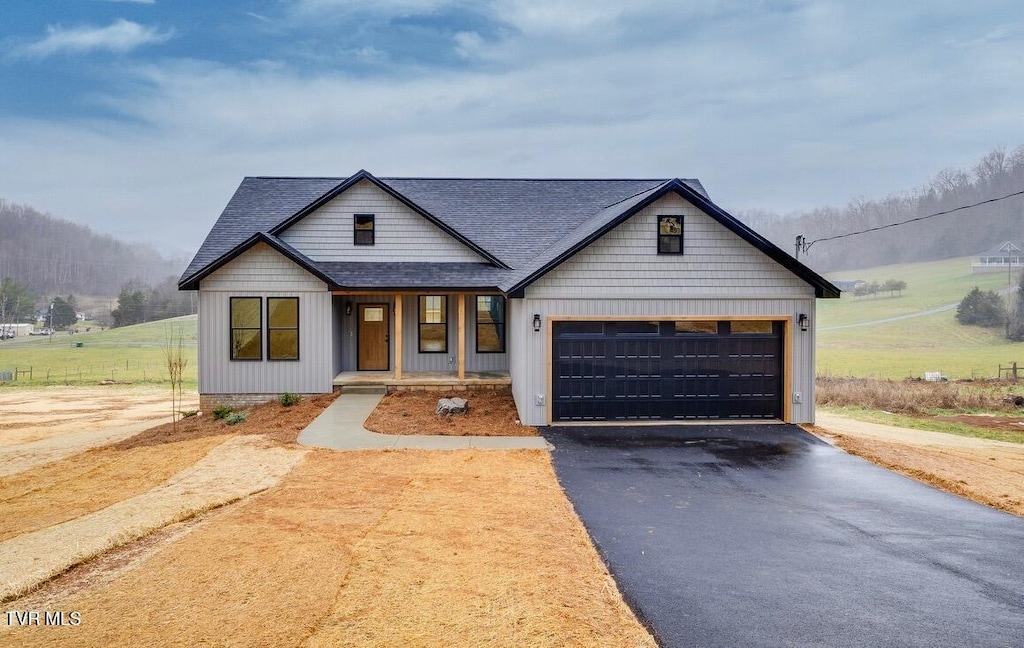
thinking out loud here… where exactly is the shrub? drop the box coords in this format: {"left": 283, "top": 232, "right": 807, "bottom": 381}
{"left": 280, "top": 392, "right": 301, "bottom": 407}
{"left": 179, "top": 409, "right": 199, "bottom": 419}
{"left": 212, "top": 405, "right": 233, "bottom": 420}
{"left": 224, "top": 411, "right": 248, "bottom": 425}
{"left": 956, "top": 287, "right": 1006, "bottom": 328}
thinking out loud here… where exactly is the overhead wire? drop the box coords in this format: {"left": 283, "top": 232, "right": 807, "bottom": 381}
{"left": 799, "top": 188, "right": 1024, "bottom": 254}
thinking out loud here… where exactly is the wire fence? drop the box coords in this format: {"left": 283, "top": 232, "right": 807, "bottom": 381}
{"left": 1, "top": 360, "right": 197, "bottom": 387}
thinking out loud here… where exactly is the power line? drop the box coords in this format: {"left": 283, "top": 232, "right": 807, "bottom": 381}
{"left": 798, "top": 188, "right": 1024, "bottom": 255}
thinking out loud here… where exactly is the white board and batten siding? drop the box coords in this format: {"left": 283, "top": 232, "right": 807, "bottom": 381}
{"left": 199, "top": 242, "right": 332, "bottom": 396}
{"left": 279, "top": 179, "right": 485, "bottom": 263}
{"left": 509, "top": 194, "right": 819, "bottom": 426}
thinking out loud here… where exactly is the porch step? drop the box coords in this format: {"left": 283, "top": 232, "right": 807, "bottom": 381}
{"left": 340, "top": 385, "right": 387, "bottom": 395}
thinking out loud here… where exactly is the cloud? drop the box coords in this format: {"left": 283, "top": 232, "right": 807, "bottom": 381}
{"left": 1, "top": 0, "right": 1022, "bottom": 258}
{"left": 15, "top": 19, "right": 174, "bottom": 58}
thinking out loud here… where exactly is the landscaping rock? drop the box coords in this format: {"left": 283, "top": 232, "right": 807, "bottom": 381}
{"left": 436, "top": 397, "right": 468, "bottom": 416}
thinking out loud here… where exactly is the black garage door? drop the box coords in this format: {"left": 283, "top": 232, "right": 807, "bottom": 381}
{"left": 552, "top": 320, "right": 783, "bottom": 421}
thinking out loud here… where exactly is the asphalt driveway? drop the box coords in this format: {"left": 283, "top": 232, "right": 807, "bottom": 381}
{"left": 543, "top": 424, "right": 1024, "bottom": 648}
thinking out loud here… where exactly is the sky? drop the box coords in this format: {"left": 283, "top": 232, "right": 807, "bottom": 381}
{"left": 1, "top": 1, "right": 1022, "bottom": 260}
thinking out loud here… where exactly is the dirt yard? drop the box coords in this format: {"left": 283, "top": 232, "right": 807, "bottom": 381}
{"left": 812, "top": 411, "right": 1024, "bottom": 516}
{"left": 0, "top": 387, "right": 200, "bottom": 477}
{"left": 0, "top": 389, "right": 654, "bottom": 646}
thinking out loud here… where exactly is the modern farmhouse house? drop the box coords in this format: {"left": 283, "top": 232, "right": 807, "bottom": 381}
{"left": 180, "top": 170, "right": 839, "bottom": 426}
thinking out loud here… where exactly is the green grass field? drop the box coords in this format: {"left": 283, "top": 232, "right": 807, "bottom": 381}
{"left": 0, "top": 315, "right": 197, "bottom": 388}
{"left": 818, "top": 256, "right": 1024, "bottom": 379}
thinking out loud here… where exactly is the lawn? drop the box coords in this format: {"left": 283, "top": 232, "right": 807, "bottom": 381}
{"left": 819, "top": 256, "right": 1012, "bottom": 328}
{"left": 0, "top": 315, "right": 197, "bottom": 388}
{"left": 817, "top": 257, "right": 1024, "bottom": 379}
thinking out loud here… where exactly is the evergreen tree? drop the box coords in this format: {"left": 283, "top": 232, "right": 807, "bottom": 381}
{"left": 111, "top": 284, "right": 147, "bottom": 327}
{"left": 956, "top": 287, "right": 1006, "bottom": 328}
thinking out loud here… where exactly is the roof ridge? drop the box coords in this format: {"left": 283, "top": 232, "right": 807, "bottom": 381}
{"left": 381, "top": 176, "right": 676, "bottom": 182}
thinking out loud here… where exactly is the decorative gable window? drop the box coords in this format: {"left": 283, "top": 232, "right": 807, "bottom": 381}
{"left": 657, "top": 215, "right": 683, "bottom": 254}
{"left": 230, "top": 297, "right": 262, "bottom": 360}
{"left": 476, "top": 295, "right": 506, "bottom": 353}
{"left": 267, "top": 297, "right": 299, "bottom": 360}
{"left": 354, "top": 214, "right": 375, "bottom": 246}
{"left": 419, "top": 295, "right": 448, "bottom": 353}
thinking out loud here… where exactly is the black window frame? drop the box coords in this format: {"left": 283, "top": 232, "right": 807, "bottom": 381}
{"left": 266, "top": 296, "right": 300, "bottom": 361}
{"left": 354, "top": 213, "right": 375, "bottom": 246}
{"left": 418, "top": 295, "right": 448, "bottom": 353}
{"left": 475, "top": 295, "right": 506, "bottom": 353}
{"left": 229, "top": 296, "right": 262, "bottom": 361}
{"left": 657, "top": 215, "right": 684, "bottom": 254}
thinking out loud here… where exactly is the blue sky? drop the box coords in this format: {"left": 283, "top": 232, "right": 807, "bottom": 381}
{"left": 1, "top": 1, "right": 1022, "bottom": 259}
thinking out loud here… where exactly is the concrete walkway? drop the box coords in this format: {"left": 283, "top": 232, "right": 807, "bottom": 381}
{"left": 297, "top": 393, "right": 552, "bottom": 450}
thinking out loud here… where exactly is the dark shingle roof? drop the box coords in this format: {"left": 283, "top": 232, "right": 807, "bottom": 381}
{"left": 377, "top": 177, "right": 705, "bottom": 268}
{"left": 182, "top": 177, "right": 342, "bottom": 281}
{"left": 178, "top": 171, "right": 838, "bottom": 298}
{"left": 318, "top": 262, "right": 511, "bottom": 289}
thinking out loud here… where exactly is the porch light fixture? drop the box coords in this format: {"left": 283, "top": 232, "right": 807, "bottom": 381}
{"left": 345, "top": 302, "right": 353, "bottom": 316}
{"left": 798, "top": 313, "right": 810, "bottom": 332}
{"left": 532, "top": 314, "right": 542, "bottom": 332}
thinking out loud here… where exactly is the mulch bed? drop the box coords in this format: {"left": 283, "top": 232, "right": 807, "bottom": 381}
{"left": 364, "top": 389, "right": 539, "bottom": 436}
{"left": 113, "top": 392, "right": 340, "bottom": 449}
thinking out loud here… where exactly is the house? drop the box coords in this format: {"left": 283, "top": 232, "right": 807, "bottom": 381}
{"left": 179, "top": 170, "right": 839, "bottom": 426}
{"left": 972, "top": 240, "right": 1024, "bottom": 274}
{"left": 831, "top": 279, "right": 864, "bottom": 293}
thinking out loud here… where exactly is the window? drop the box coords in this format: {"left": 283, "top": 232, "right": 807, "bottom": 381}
{"left": 418, "top": 295, "right": 447, "bottom": 353}
{"left": 354, "top": 214, "right": 375, "bottom": 246}
{"left": 730, "top": 320, "right": 774, "bottom": 334}
{"left": 476, "top": 296, "right": 505, "bottom": 353}
{"left": 230, "top": 297, "right": 262, "bottom": 360}
{"left": 658, "top": 215, "right": 683, "bottom": 254}
{"left": 267, "top": 297, "right": 299, "bottom": 360}
{"left": 674, "top": 320, "right": 719, "bottom": 334}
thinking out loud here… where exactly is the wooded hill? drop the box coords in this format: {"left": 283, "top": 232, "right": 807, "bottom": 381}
{"left": 737, "top": 146, "right": 1024, "bottom": 272}
{"left": 0, "top": 200, "right": 185, "bottom": 298}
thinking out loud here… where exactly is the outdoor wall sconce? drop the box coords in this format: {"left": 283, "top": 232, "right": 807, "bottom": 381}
{"left": 798, "top": 313, "right": 810, "bottom": 331}
{"left": 345, "top": 302, "right": 353, "bottom": 316}
{"left": 532, "top": 314, "right": 542, "bottom": 332}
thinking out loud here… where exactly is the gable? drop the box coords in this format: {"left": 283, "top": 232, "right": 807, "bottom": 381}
{"left": 200, "top": 242, "right": 327, "bottom": 292}
{"left": 525, "top": 194, "right": 814, "bottom": 298}
{"left": 278, "top": 179, "right": 486, "bottom": 263}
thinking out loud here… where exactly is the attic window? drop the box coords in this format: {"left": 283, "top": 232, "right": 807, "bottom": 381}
{"left": 658, "top": 215, "right": 683, "bottom": 254}
{"left": 354, "top": 214, "right": 375, "bottom": 246}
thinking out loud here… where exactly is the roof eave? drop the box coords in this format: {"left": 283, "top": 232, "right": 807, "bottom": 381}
{"left": 177, "top": 232, "right": 337, "bottom": 291}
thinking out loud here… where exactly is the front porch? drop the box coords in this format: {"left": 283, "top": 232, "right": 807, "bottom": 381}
{"left": 333, "top": 370, "right": 511, "bottom": 392}
{"left": 332, "top": 291, "right": 508, "bottom": 382}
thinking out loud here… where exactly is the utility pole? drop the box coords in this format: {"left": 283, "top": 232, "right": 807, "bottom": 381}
{"left": 795, "top": 235, "right": 805, "bottom": 260}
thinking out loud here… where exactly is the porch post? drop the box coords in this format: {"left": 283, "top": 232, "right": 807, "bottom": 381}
{"left": 457, "top": 293, "right": 466, "bottom": 380}
{"left": 394, "top": 294, "right": 403, "bottom": 380}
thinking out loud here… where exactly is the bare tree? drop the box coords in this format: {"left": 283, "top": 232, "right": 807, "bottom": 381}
{"left": 163, "top": 325, "right": 189, "bottom": 431}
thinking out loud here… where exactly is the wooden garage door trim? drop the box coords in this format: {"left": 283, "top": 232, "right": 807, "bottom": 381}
{"left": 546, "top": 316, "right": 792, "bottom": 424}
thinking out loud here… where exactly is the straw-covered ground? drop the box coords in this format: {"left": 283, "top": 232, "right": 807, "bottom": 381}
{"left": 0, "top": 389, "right": 654, "bottom": 647}
{"left": 364, "top": 389, "right": 539, "bottom": 436}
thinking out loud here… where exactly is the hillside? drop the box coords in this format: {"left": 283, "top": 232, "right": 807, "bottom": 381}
{"left": 739, "top": 146, "right": 1024, "bottom": 272}
{"left": 0, "top": 199, "right": 186, "bottom": 298}
{"left": 817, "top": 257, "right": 1022, "bottom": 379}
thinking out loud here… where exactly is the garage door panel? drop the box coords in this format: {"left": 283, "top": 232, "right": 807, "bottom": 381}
{"left": 553, "top": 321, "right": 782, "bottom": 422}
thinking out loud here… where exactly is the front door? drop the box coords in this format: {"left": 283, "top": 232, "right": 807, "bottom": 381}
{"left": 357, "top": 304, "right": 389, "bottom": 370}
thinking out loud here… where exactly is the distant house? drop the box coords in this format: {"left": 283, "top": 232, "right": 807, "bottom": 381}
{"left": 180, "top": 170, "right": 840, "bottom": 425}
{"left": 973, "top": 240, "right": 1024, "bottom": 274}
{"left": 831, "top": 279, "right": 864, "bottom": 293}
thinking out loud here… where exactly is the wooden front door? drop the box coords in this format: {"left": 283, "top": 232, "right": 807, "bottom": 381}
{"left": 357, "top": 304, "right": 389, "bottom": 370}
